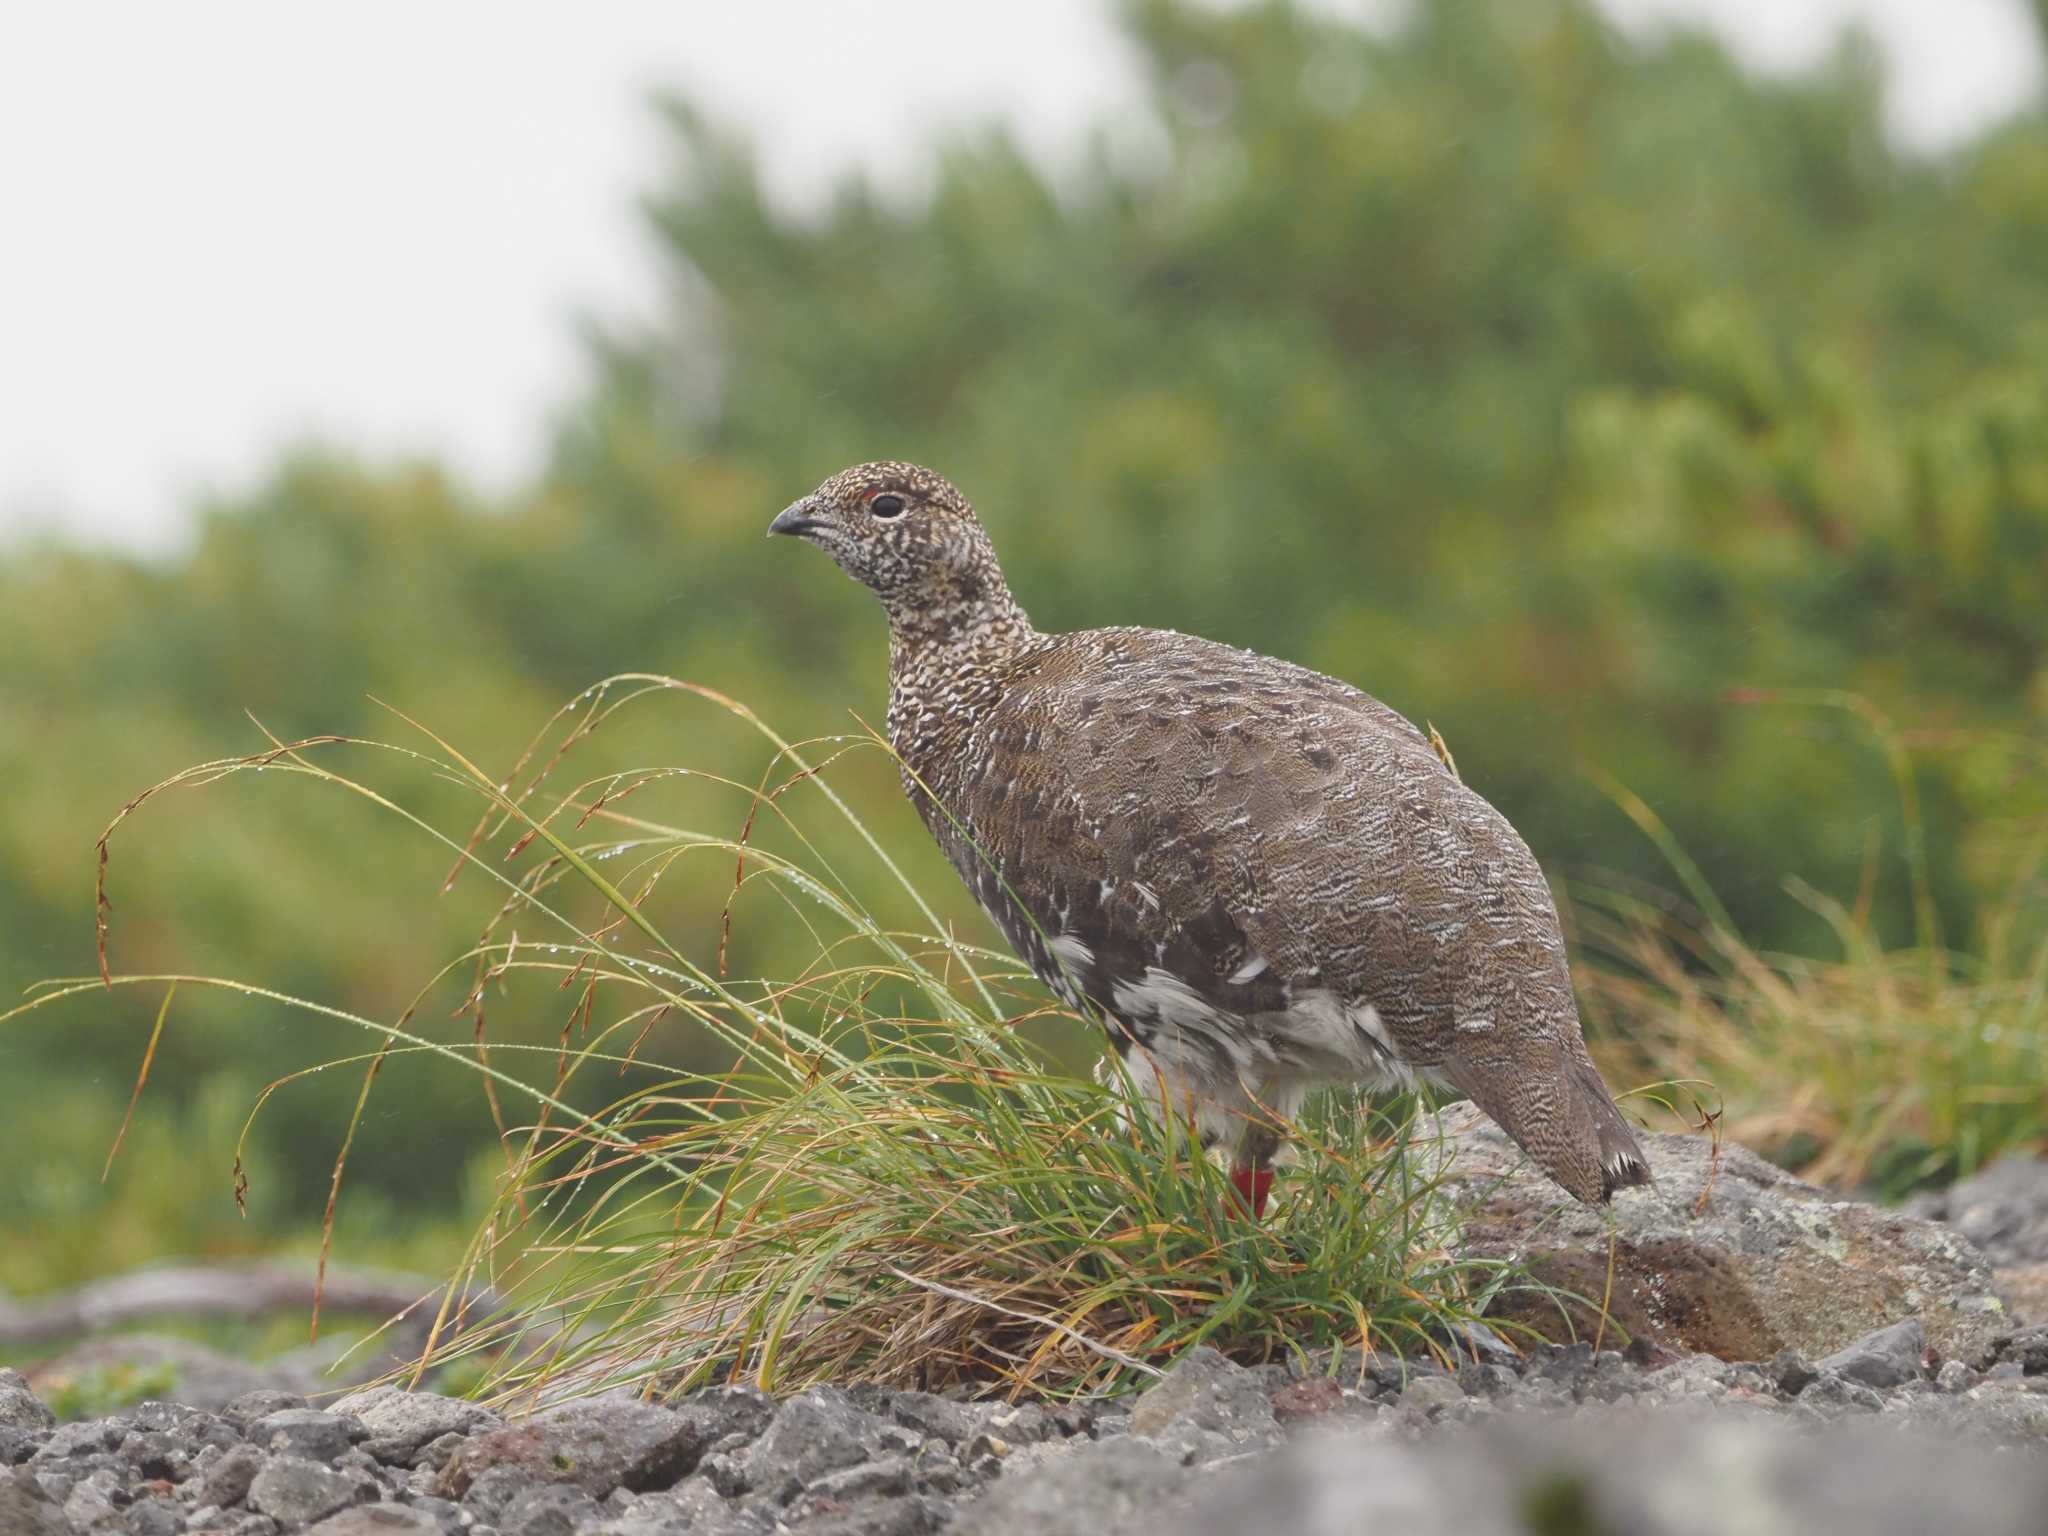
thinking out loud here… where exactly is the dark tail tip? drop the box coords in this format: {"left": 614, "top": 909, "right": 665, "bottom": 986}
{"left": 1576, "top": 1058, "right": 1654, "bottom": 1201}
{"left": 1599, "top": 1142, "right": 1654, "bottom": 1200}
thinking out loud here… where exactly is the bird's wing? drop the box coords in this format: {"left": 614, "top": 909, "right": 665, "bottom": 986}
{"left": 936, "top": 631, "right": 1566, "bottom": 1062}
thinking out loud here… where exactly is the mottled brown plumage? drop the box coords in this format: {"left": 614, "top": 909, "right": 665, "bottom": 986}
{"left": 770, "top": 462, "right": 1650, "bottom": 1206}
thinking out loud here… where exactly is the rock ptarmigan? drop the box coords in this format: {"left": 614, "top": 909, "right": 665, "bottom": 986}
{"left": 770, "top": 462, "right": 1651, "bottom": 1212}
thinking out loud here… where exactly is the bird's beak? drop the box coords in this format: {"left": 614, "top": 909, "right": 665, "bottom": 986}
{"left": 767, "top": 497, "right": 827, "bottom": 539}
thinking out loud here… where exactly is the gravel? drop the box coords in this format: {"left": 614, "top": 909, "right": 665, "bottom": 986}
{"left": 1, "top": 1327, "right": 2044, "bottom": 1534}
{"left": 6, "top": 1147, "right": 2046, "bottom": 1533}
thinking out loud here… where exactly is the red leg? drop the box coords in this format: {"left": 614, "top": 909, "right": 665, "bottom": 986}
{"left": 1229, "top": 1164, "right": 1275, "bottom": 1219}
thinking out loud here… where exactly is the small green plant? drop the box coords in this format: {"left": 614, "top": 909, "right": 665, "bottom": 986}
{"left": 11, "top": 677, "right": 1536, "bottom": 1403}
{"left": 43, "top": 1359, "right": 180, "bottom": 1422}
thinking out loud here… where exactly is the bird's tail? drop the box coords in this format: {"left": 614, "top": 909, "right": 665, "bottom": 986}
{"left": 1572, "top": 1051, "right": 1652, "bottom": 1199}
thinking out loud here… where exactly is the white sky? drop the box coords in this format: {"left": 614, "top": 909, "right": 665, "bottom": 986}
{"left": 0, "top": 1, "right": 2040, "bottom": 553}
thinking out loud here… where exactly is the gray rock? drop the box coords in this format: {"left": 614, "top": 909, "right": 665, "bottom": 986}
{"left": 196, "top": 1516, "right": 282, "bottom": 1536}
{"left": 1398, "top": 1375, "right": 1466, "bottom": 1416}
{"left": 114, "top": 1431, "right": 187, "bottom": 1483}
{"left": 0, "top": 1467, "right": 74, "bottom": 1536}
{"left": 248, "top": 1410, "right": 361, "bottom": 1464}
{"left": 962, "top": 1431, "right": 1013, "bottom": 1470}
{"left": 33, "top": 1423, "right": 121, "bottom": 1463}
{"left": 1997, "top": 1261, "right": 2048, "bottom": 1326}
{"left": 913, "top": 1450, "right": 967, "bottom": 1495}
{"left": 456, "top": 1463, "right": 541, "bottom": 1523}
{"left": 799, "top": 1495, "right": 948, "bottom": 1536}
{"left": 305, "top": 1506, "right": 442, "bottom": 1535}
{"left": 1126, "top": 1349, "right": 1278, "bottom": 1445}
{"left": 198, "top": 1444, "right": 268, "bottom": 1510}
{"left": 744, "top": 1390, "right": 879, "bottom": 1502}
{"left": 62, "top": 1472, "right": 120, "bottom": 1532}
{"left": 439, "top": 1392, "right": 704, "bottom": 1504}
{"left": 978, "top": 1404, "right": 1053, "bottom": 1446}
{"left": 804, "top": 1456, "right": 913, "bottom": 1503}
{"left": 327, "top": 1389, "right": 499, "bottom": 1468}
{"left": 1153, "top": 1408, "right": 2048, "bottom": 1536}
{"left": 1270, "top": 1376, "right": 1368, "bottom": 1424}
{"left": 580, "top": 1519, "right": 700, "bottom": 1536}
{"left": 498, "top": 1481, "right": 604, "bottom": 1535}
{"left": 200, "top": 1515, "right": 284, "bottom": 1536}
{"left": 1983, "top": 1325, "right": 2048, "bottom": 1375}
{"left": 117, "top": 1401, "right": 239, "bottom": 1454}
{"left": 1347, "top": 1354, "right": 1405, "bottom": 1395}
{"left": 120, "top": 1497, "right": 180, "bottom": 1536}
{"left": 1, "top": 1427, "right": 47, "bottom": 1467}
{"left": 400, "top": 1494, "right": 462, "bottom": 1529}
{"left": 1880, "top": 1377, "right": 2048, "bottom": 1444}
{"left": 1768, "top": 1347, "right": 1820, "bottom": 1395}
{"left": 1795, "top": 1373, "right": 1888, "bottom": 1420}
{"left": 594, "top": 1479, "right": 773, "bottom": 1536}
{"left": 247, "top": 1457, "right": 359, "bottom": 1527}
{"left": 954, "top": 1440, "right": 1182, "bottom": 1536}
{"left": 1428, "top": 1106, "right": 2011, "bottom": 1365}
{"left": 1908, "top": 1154, "right": 2048, "bottom": 1268}
{"left": 1820, "top": 1317, "right": 1929, "bottom": 1388}
{"left": 698, "top": 1450, "right": 747, "bottom": 1498}
{"left": 410, "top": 1431, "right": 465, "bottom": 1472}
{"left": 1523, "top": 1341, "right": 1596, "bottom": 1385}
{"left": 672, "top": 1386, "right": 775, "bottom": 1449}
{"left": 0, "top": 1371, "right": 56, "bottom": 1433}
{"left": 220, "top": 1393, "right": 308, "bottom": 1431}
{"left": 35, "top": 1456, "right": 117, "bottom": 1493}
{"left": 888, "top": 1392, "right": 990, "bottom": 1444}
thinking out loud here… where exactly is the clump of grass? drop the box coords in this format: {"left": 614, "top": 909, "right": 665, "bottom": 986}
{"left": 1578, "top": 873, "right": 2047, "bottom": 1197}
{"left": 13, "top": 676, "right": 1535, "bottom": 1402}
{"left": 1576, "top": 692, "right": 2048, "bottom": 1198}
{"left": 428, "top": 995, "right": 1510, "bottom": 1402}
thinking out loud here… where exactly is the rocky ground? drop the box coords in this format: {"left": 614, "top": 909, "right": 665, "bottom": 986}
{"left": 4, "top": 1135, "right": 2046, "bottom": 1536}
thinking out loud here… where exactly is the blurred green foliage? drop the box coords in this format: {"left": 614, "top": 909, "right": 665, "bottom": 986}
{"left": 3, "top": 0, "right": 2045, "bottom": 1289}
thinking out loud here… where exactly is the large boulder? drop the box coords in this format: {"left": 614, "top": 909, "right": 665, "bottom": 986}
{"left": 1427, "top": 1107, "right": 2009, "bottom": 1365}
{"left": 1908, "top": 1153, "right": 2048, "bottom": 1325}
{"left": 1907, "top": 1153, "right": 2048, "bottom": 1267}
{"left": 1996, "top": 1263, "right": 2048, "bottom": 1327}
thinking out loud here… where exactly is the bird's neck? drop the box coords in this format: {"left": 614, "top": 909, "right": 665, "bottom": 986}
{"left": 883, "top": 580, "right": 1036, "bottom": 766}
{"left": 882, "top": 574, "right": 1034, "bottom": 675}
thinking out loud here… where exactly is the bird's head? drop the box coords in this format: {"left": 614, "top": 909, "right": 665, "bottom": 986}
{"left": 769, "top": 461, "right": 1026, "bottom": 643}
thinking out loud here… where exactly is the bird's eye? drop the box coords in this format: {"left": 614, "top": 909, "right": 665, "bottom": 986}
{"left": 868, "top": 493, "right": 907, "bottom": 520}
